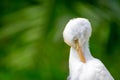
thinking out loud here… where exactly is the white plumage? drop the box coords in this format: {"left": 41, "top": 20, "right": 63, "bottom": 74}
{"left": 63, "top": 18, "right": 114, "bottom": 80}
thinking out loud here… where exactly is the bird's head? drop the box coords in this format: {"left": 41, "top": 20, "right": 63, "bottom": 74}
{"left": 63, "top": 18, "right": 92, "bottom": 48}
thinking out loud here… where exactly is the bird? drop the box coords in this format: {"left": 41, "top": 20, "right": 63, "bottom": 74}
{"left": 63, "top": 18, "right": 114, "bottom": 80}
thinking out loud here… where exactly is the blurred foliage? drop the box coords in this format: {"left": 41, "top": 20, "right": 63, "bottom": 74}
{"left": 0, "top": 0, "right": 120, "bottom": 80}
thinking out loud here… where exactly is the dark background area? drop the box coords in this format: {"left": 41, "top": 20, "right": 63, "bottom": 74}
{"left": 0, "top": 0, "right": 120, "bottom": 80}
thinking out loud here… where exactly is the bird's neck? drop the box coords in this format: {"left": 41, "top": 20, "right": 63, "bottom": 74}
{"left": 82, "top": 42, "right": 93, "bottom": 61}
{"left": 70, "top": 42, "right": 93, "bottom": 63}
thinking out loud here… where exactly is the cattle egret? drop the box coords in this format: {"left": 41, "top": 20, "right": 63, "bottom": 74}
{"left": 63, "top": 18, "right": 114, "bottom": 80}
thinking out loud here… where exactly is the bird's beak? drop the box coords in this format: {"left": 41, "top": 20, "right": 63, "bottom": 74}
{"left": 75, "top": 40, "right": 86, "bottom": 63}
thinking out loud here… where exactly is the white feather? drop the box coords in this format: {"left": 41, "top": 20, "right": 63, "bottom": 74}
{"left": 63, "top": 18, "right": 114, "bottom": 80}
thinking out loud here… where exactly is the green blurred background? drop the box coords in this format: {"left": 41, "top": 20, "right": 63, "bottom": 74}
{"left": 0, "top": 0, "right": 120, "bottom": 80}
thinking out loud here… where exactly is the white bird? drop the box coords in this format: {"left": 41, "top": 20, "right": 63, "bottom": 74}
{"left": 63, "top": 18, "right": 114, "bottom": 80}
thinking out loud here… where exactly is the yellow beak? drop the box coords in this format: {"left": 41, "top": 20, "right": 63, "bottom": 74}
{"left": 75, "top": 40, "right": 86, "bottom": 63}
